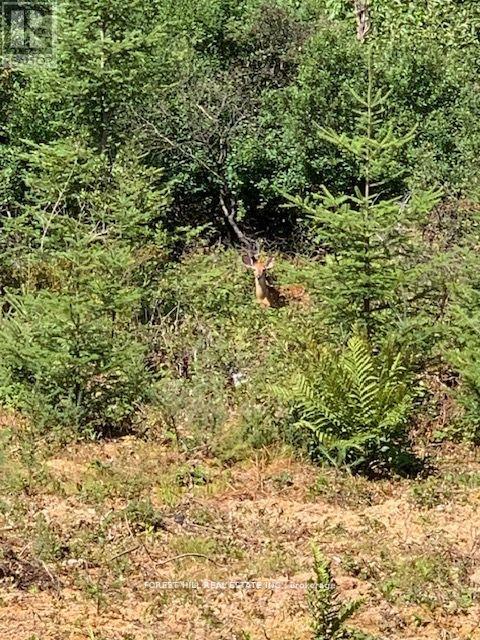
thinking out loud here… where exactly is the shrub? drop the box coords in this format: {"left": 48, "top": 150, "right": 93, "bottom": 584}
{"left": 123, "top": 498, "right": 165, "bottom": 533}
{"left": 148, "top": 248, "right": 326, "bottom": 453}
{"left": 0, "top": 135, "right": 169, "bottom": 440}
{"left": 279, "top": 333, "right": 419, "bottom": 474}
{"left": 443, "top": 256, "right": 480, "bottom": 442}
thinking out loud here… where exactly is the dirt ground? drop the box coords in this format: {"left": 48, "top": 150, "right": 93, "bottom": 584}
{"left": 1, "top": 428, "right": 480, "bottom": 640}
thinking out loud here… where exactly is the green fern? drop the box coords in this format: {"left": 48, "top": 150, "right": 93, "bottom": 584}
{"left": 309, "top": 546, "right": 363, "bottom": 640}
{"left": 280, "top": 334, "right": 417, "bottom": 471}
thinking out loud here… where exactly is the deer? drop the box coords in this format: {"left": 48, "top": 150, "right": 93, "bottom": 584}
{"left": 242, "top": 254, "right": 309, "bottom": 308}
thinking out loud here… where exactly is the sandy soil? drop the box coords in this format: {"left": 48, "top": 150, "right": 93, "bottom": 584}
{"left": 1, "top": 434, "right": 480, "bottom": 639}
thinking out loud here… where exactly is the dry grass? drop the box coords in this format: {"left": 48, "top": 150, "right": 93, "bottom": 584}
{"left": 1, "top": 419, "right": 480, "bottom": 639}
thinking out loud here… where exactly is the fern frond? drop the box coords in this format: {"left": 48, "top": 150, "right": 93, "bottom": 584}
{"left": 337, "top": 599, "right": 363, "bottom": 626}
{"left": 309, "top": 547, "right": 365, "bottom": 639}
{"left": 279, "top": 333, "right": 416, "bottom": 471}
{"left": 343, "top": 335, "right": 378, "bottom": 424}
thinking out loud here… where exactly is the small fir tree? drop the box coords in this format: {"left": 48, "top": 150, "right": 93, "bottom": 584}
{"left": 286, "top": 53, "right": 441, "bottom": 337}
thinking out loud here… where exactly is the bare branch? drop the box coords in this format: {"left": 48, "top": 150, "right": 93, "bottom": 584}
{"left": 219, "top": 191, "right": 252, "bottom": 246}
{"left": 109, "top": 545, "right": 141, "bottom": 562}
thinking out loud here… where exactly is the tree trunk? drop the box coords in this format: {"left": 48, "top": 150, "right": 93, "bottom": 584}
{"left": 353, "top": 1, "right": 370, "bottom": 42}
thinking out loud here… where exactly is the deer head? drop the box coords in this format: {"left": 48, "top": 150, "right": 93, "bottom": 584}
{"left": 242, "top": 254, "right": 275, "bottom": 283}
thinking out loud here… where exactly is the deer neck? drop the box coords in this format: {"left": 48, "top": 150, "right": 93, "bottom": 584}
{"left": 255, "top": 275, "right": 271, "bottom": 303}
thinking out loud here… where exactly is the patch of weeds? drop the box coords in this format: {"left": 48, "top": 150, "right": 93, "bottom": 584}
{"left": 0, "top": 432, "right": 62, "bottom": 498}
{"left": 213, "top": 408, "right": 282, "bottom": 466}
{"left": 213, "top": 431, "right": 255, "bottom": 466}
{"left": 89, "top": 460, "right": 112, "bottom": 473}
{"left": 251, "top": 542, "right": 302, "bottom": 577}
{"left": 68, "top": 524, "right": 108, "bottom": 567}
{"left": 155, "top": 480, "right": 183, "bottom": 508}
{"left": 272, "top": 471, "right": 294, "bottom": 490}
{"left": 378, "top": 549, "right": 474, "bottom": 612}
{"left": 360, "top": 517, "right": 387, "bottom": 535}
{"left": 325, "top": 524, "right": 350, "bottom": 539}
{"left": 456, "top": 471, "right": 480, "bottom": 488}
{"left": 196, "top": 475, "right": 231, "bottom": 499}
{"left": 33, "top": 514, "right": 66, "bottom": 562}
{"left": 123, "top": 498, "right": 165, "bottom": 533}
{"left": 309, "top": 472, "right": 378, "bottom": 508}
{"left": 79, "top": 478, "right": 113, "bottom": 504}
{"left": 80, "top": 576, "right": 108, "bottom": 612}
{"left": 0, "top": 496, "right": 29, "bottom": 524}
{"left": 409, "top": 472, "right": 480, "bottom": 508}
{"left": 341, "top": 554, "right": 376, "bottom": 582}
{"left": 145, "top": 592, "right": 171, "bottom": 619}
{"left": 190, "top": 506, "right": 217, "bottom": 527}
{"left": 79, "top": 574, "right": 126, "bottom": 615}
{"left": 170, "top": 535, "right": 218, "bottom": 558}
{"left": 0, "top": 466, "right": 54, "bottom": 496}
{"left": 216, "top": 536, "right": 245, "bottom": 561}
{"left": 80, "top": 461, "right": 147, "bottom": 504}
{"left": 200, "top": 603, "right": 223, "bottom": 629}
{"left": 175, "top": 464, "right": 211, "bottom": 488}
{"left": 409, "top": 478, "right": 453, "bottom": 509}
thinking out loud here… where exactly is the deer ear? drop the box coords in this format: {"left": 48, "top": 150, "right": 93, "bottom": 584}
{"left": 242, "top": 255, "right": 256, "bottom": 269}
{"left": 265, "top": 257, "right": 275, "bottom": 270}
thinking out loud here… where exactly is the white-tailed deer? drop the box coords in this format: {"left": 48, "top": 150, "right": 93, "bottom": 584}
{"left": 242, "top": 255, "right": 309, "bottom": 308}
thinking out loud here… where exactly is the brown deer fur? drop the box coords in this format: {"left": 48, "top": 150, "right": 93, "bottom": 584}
{"left": 242, "top": 255, "right": 309, "bottom": 308}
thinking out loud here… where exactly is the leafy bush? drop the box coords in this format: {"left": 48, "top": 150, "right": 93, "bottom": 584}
{"left": 123, "top": 498, "right": 165, "bottom": 533}
{"left": 443, "top": 253, "right": 480, "bottom": 442}
{"left": 146, "top": 248, "right": 326, "bottom": 453}
{"left": 279, "top": 334, "right": 419, "bottom": 473}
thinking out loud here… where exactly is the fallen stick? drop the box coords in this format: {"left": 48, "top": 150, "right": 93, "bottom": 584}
{"left": 109, "top": 545, "right": 141, "bottom": 562}
{"left": 156, "top": 553, "right": 220, "bottom": 567}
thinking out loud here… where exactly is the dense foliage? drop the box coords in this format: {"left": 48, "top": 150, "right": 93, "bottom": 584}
{"left": 279, "top": 334, "right": 418, "bottom": 473}
{"left": 0, "top": 0, "right": 480, "bottom": 470}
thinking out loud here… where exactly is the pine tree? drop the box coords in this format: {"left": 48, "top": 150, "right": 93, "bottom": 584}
{"left": 0, "top": 1, "right": 172, "bottom": 435}
{"left": 53, "top": 0, "right": 171, "bottom": 154}
{"left": 286, "top": 52, "right": 441, "bottom": 338}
